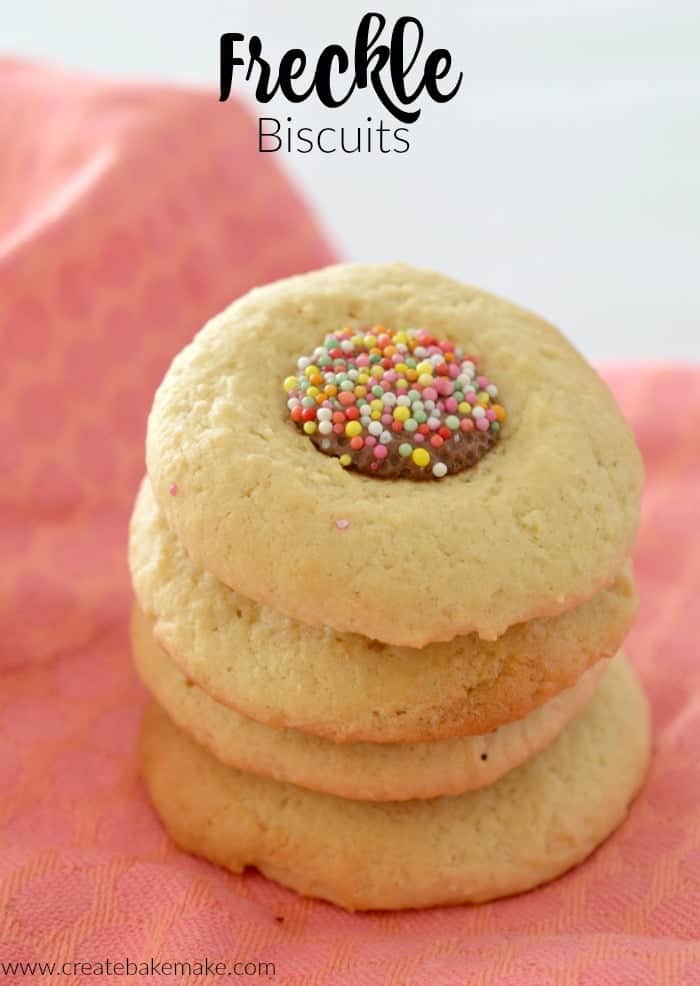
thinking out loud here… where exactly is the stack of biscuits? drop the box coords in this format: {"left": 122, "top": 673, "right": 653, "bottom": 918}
{"left": 129, "top": 263, "right": 650, "bottom": 911}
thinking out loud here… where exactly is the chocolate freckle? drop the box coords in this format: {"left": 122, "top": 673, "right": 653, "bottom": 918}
{"left": 285, "top": 326, "right": 505, "bottom": 480}
{"left": 308, "top": 428, "right": 498, "bottom": 480}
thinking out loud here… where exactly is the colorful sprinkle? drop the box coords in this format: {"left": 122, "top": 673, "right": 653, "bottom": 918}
{"left": 285, "top": 327, "right": 504, "bottom": 480}
{"left": 412, "top": 447, "right": 430, "bottom": 468}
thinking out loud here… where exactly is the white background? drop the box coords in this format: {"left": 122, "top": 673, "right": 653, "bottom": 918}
{"left": 3, "top": 1, "right": 699, "bottom": 360}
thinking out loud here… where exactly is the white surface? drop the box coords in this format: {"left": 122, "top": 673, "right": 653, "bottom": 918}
{"left": 3, "top": 0, "right": 699, "bottom": 360}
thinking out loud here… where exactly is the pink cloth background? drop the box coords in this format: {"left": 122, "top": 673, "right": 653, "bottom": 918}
{"left": 1, "top": 60, "right": 699, "bottom": 985}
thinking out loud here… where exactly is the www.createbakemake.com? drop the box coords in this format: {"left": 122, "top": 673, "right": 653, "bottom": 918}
{"left": 219, "top": 13, "right": 463, "bottom": 154}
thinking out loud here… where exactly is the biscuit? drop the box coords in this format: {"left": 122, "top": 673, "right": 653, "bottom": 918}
{"left": 132, "top": 606, "right": 607, "bottom": 800}
{"left": 139, "top": 655, "right": 650, "bottom": 911}
{"left": 129, "top": 480, "right": 637, "bottom": 742}
{"left": 146, "top": 263, "right": 643, "bottom": 646}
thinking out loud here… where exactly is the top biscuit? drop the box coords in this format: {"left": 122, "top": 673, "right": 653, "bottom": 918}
{"left": 146, "top": 263, "right": 643, "bottom": 646}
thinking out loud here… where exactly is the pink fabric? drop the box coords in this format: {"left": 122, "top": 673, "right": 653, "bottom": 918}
{"left": 1, "top": 59, "right": 698, "bottom": 986}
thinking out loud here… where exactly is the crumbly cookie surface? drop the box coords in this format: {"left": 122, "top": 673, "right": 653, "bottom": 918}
{"left": 132, "top": 606, "right": 607, "bottom": 801}
{"left": 139, "top": 656, "right": 650, "bottom": 911}
{"left": 146, "top": 263, "right": 643, "bottom": 646}
{"left": 129, "top": 480, "right": 637, "bottom": 742}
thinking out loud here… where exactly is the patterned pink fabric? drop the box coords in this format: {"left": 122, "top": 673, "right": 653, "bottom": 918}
{"left": 1, "top": 59, "right": 698, "bottom": 986}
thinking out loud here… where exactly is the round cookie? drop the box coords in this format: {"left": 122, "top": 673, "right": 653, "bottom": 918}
{"left": 132, "top": 606, "right": 607, "bottom": 801}
{"left": 140, "top": 656, "right": 650, "bottom": 911}
{"left": 146, "top": 263, "right": 643, "bottom": 646}
{"left": 129, "top": 479, "right": 637, "bottom": 742}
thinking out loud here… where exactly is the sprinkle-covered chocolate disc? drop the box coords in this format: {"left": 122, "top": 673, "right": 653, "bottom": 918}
{"left": 284, "top": 327, "right": 506, "bottom": 480}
